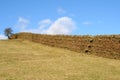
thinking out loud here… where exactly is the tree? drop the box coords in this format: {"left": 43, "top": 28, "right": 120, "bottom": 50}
{"left": 4, "top": 27, "right": 13, "bottom": 39}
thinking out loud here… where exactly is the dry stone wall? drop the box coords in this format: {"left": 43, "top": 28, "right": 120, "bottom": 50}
{"left": 15, "top": 33, "right": 120, "bottom": 59}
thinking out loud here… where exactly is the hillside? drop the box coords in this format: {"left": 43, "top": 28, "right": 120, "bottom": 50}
{"left": 0, "top": 40, "right": 120, "bottom": 80}
{"left": 13, "top": 33, "right": 120, "bottom": 59}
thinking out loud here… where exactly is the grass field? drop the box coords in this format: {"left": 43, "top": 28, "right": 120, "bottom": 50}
{"left": 0, "top": 39, "right": 120, "bottom": 80}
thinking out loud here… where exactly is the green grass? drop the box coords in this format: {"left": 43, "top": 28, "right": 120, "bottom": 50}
{"left": 0, "top": 39, "right": 120, "bottom": 80}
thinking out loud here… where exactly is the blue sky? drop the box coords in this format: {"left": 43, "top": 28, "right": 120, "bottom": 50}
{"left": 0, "top": 0, "right": 120, "bottom": 39}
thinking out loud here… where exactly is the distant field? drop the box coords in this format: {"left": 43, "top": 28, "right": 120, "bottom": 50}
{"left": 0, "top": 40, "right": 120, "bottom": 80}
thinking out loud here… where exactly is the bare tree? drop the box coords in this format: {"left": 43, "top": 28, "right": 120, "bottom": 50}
{"left": 4, "top": 27, "right": 13, "bottom": 39}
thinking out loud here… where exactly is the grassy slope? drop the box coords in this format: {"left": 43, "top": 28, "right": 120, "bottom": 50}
{"left": 0, "top": 40, "right": 120, "bottom": 80}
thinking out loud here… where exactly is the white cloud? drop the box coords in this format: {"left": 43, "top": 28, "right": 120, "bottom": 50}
{"left": 39, "top": 19, "right": 52, "bottom": 25}
{"left": 18, "top": 17, "right": 76, "bottom": 35}
{"left": 19, "top": 17, "right": 29, "bottom": 23}
{"left": 0, "top": 34, "right": 7, "bottom": 40}
{"left": 45, "top": 17, "right": 76, "bottom": 34}
{"left": 15, "top": 17, "right": 29, "bottom": 31}
{"left": 38, "top": 19, "right": 52, "bottom": 30}
{"left": 22, "top": 19, "right": 52, "bottom": 33}
{"left": 57, "top": 8, "right": 66, "bottom": 15}
{"left": 82, "top": 21, "right": 93, "bottom": 25}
